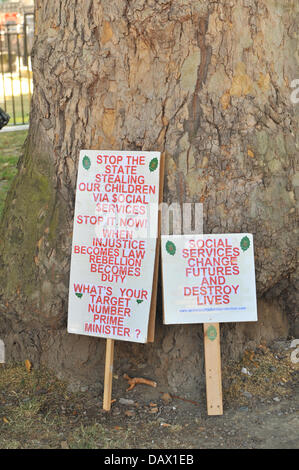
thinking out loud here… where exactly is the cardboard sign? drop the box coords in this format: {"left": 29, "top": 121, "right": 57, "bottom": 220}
{"left": 68, "top": 150, "right": 161, "bottom": 343}
{"left": 162, "top": 234, "right": 257, "bottom": 324}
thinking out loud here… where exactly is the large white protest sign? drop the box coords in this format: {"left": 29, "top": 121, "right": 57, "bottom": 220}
{"left": 68, "top": 150, "right": 161, "bottom": 343}
{"left": 162, "top": 233, "right": 257, "bottom": 324}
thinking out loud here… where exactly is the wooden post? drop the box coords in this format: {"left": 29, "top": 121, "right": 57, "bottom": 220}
{"left": 147, "top": 153, "right": 165, "bottom": 342}
{"left": 103, "top": 338, "right": 114, "bottom": 411}
{"left": 203, "top": 323, "right": 223, "bottom": 415}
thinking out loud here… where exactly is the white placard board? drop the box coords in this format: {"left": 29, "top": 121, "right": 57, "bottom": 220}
{"left": 67, "top": 150, "right": 161, "bottom": 343}
{"left": 162, "top": 233, "right": 257, "bottom": 324}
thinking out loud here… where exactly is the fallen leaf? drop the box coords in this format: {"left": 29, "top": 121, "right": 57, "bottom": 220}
{"left": 3, "top": 417, "right": 9, "bottom": 424}
{"left": 124, "top": 410, "right": 134, "bottom": 417}
{"left": 113, "top": 426, "right": 122, "bottom": 431}
{"left": 161, "top": 423, "right": 171, "bottom": 427}
{"left": 244, "top": 347, "right": 253, "bottom": 359}
{"left": 149, "top": 402, "right": 157, "bottom": 407}
{"left": 161, "top": 392, "right": 172, "bottom": 404}
{"left": 25, "top": 359, "right": 32, "bottom": 373}
{"left": 149, "top": 407, "right": 158, "bottom": 413}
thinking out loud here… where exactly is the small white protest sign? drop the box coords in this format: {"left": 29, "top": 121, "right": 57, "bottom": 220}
{"left": 162, "top": 233, "right": 257, "bottom": 324}
{"left": 68, "top": 150, "right": 161, "bottom": 343}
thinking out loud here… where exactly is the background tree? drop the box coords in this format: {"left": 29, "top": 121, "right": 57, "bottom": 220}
{"left": 0, "top": 0, "right": 298, "bottom": 391}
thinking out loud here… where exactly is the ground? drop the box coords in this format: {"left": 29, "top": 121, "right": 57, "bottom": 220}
{"left": 0, "top": 339, "right": 298, "bottom": 449}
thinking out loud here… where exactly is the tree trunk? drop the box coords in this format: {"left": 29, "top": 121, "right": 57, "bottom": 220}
{"left": 0, "top": 0, "right": 298, "bottom": 392}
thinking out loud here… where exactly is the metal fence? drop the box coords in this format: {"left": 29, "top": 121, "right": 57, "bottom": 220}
{"left": 0, "top": 11, "right": 34, "bottom": 126}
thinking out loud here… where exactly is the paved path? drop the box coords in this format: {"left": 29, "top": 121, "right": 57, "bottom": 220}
{"left": 0, "top": 124, "right": 29, "bottom": 133}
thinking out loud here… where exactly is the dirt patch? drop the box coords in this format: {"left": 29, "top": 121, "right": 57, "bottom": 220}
{"left": 0, "top": 339, "right": 298, "bottom": 449}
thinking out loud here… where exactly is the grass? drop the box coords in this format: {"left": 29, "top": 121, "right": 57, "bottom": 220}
{"left": 0, "top": 94, "right": 30, "bottom": 126}
{"left": 0, "top": 343, "right": 297, "bottom": 449}
{"left": 0, "top": 362, "right": 133, "bottom": 449}
{"left": 69, "top": 423, "right": 115, "bottom": 449}
{"left": 1, "top": 94, "right": 31, "bottom": 125}
{"left": 0, "top": 363, "right": 72, "bottom": 449}
{"left": 0, "top": 129, "right": 27, "bottom": 217}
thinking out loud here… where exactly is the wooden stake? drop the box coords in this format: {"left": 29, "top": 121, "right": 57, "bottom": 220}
{"left": 103, "top": 338, "right": 114, "bottom": 411}
{"left": 147, "top": 152, "right": 165, "bottom": 342}
{"left": 203, "top": 323, "right": 223, "bottom": 415}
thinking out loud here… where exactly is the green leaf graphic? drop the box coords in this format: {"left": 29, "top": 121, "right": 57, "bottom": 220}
{"left": 82, "top": 155, "right": 91, "bottom": 170}
{"left": 240, "top": 236, "right": 250, "bottom": 252}
{"left": 207, "top": 325, "right": 217, "bottom": 341}
{"left": 166, "top": 240, "right": 176, "bottom": 256}
{"left": 75, "top": 293, "right": 83, "bottom": 299}
{"left": 149, "top": 157, "right": 158, "bottom": 172}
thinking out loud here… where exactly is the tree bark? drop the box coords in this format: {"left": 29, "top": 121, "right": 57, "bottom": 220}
{"left": 0, "top": 0, "right": 298, "bottom": 391}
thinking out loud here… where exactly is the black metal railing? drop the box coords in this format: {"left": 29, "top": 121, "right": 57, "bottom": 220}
{"left": 0, "top": 12, "right": 34, "bottom": 126}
